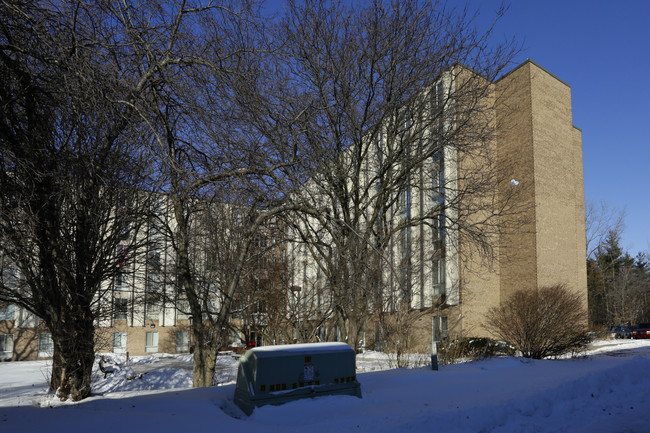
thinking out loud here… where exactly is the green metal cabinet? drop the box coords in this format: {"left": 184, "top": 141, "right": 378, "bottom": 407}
{"left": 234, "top": 342, "right": 362, "bottom": 415}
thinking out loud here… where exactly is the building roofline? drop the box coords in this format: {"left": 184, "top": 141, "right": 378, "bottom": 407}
{"left": 497, "top": 59, "right": 571, "bottom": 88}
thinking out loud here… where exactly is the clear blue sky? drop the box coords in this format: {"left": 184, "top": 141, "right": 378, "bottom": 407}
{"left": 460, "top": 0, "right": 650, "bottom": 256}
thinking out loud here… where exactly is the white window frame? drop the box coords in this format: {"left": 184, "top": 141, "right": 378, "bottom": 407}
{"left": 0, "top": 334, "right": 14, "bottom": 360}
{"left": 145, "top": 331, "right": 159, "bottom": 353}
{"left": 113, "top": 332, "right": 127, "bottom": 354}
{"left": 176, "top": 330, "right": 189, "bottom": 352}
{"left": 145, "top": 301, "right": 161, "bottom": 321}
{"left": 38, "top": 333, "right": 54, "bottom": 358}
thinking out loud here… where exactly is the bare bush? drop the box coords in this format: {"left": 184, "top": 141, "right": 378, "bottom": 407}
{"left": 485, "top": 285, "right": 589, "bottom": 359}
{"left": 438, "top": 337, "right": 514, "bottom": 365}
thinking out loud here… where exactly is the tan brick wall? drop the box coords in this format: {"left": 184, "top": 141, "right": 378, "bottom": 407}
{"left": 529, "top": 64, "right": 579, "bottom": 290}
{"left": 2, "top": 319, "right": 191, "bottom": 361}
{"left": 97, "top": 320, "right": 192, "bottom": 357}
{"left": 495, "top": 62, "right": 539, "bottom": 301}
{"left": 458, "top": 61, "right": 588, "bottom": 337}
{"left": 573, "top": 127, "right": 589, "bottom": 317}
{"left": 454, "top": 67, "right": 503, "bottom": 337}
{"left": 1, "top": 320, "right": 51, "bottom": 361}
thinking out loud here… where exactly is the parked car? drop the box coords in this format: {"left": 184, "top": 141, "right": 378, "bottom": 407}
{"left": 632, "top": 323, "right": 650, "bottom": 339}
{"left": 606, "top": 325, "right": 634, "bottom": 339}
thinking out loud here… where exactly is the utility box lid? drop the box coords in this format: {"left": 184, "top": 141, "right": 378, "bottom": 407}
{"left": 234, "top": 342, "right": 362, "bottom": 415}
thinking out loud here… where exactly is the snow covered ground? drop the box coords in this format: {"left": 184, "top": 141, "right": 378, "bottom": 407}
{"left": 1, "top": 339, "right": 649, "bottom": 432}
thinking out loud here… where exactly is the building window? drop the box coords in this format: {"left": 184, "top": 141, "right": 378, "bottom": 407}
{"left": 432, "top": 258, "right": 446, "bottom": 296}
{"left": 148, "top": 222, "right": 164, "bottom": 242}
{"left": 0, "top": 303, "right": 15, "bottom": 321}
{"left": 116, "top": 244, "right": 130, "bottom": 266}
{"left": 433, "top": 81, "right": 444, "bottom": 110}
{"left": 0, "top": 334, "right": 14, "bottom": 360}
{"left": 400, "top": 185, "right": 412, "bottom": 218}
{"left": 38, "top": 333, "right": 54, "bottom": 358}
{"left": 176, "top": 331, "right": 189, "bottom": 352}
{"left": 145, "top": 301, "right": 160, "bottom": 320}
{"left": 432, "top": 316, "right": 448, "bottom": 343}
{"left": 115, "top": 271, "right": 129, "bottom": 291}
{"left": 146, "top": 272, "right": 162, "bottom": 293}
{"left": 147, "top": 251, "right": 162, "bottom": 272}
{"left": 177, "top": 299, "right": 190, "bottom": 320}
{"left": 114, "top": 298, "right": 128, "bottom": 320}
{"left": 113, "top": 332, "right": 127, "bottom": 354}
{"left": 1, "top": 265, "right": 20, "bottom": 289}
{"left": 145, "top": 331, "right": 159, "bottom": 353}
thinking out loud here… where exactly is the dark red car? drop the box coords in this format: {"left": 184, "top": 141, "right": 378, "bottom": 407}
{"left": 632, "top": 323, "right": 650, "bottom": 339}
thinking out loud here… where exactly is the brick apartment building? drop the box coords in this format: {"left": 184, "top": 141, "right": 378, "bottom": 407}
{"left": 285, "top": 59, "right": 587, "bottom": 350}
{"left": 0, "top": 60, "right": 587, "bottom": 361}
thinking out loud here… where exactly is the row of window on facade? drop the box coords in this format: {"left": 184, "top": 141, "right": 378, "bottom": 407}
{"left": 113, "top": 330, "right": 189, "bottom": 354}
{"left": 0, "top": 333, "right": 53, "bottom": 360}
{"left": 111, "top": 297, "right": 193, "bottom": 321}
{"left": 0, "top": 331, "right": 190, "bottom": 361}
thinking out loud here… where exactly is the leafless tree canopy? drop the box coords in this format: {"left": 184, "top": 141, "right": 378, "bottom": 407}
{"left": 0, "top": 0, "right": 161, "bottom": 400}
{"left": 585, "top": 201, "right": 626, "bottom": 260}
{"left": 2, "top": 0, "right": 526, "bottom": 397}
{"left": 277, "top": 0, "right": 519, "bottom": 350}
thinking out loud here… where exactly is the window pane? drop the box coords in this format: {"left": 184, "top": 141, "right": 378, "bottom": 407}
{"left": 433, "top": 316, "right": 448, "bottom": 343}
{"left": 38, "top": 334, "right": 53, "bottom": 358}
{"left": 113, "top": 332, "right": 127, "bottom": 353}
{"left": 0, "top": 334, "right": 14, "bottom": 359}
{"left": 145, "top": 302, "right": 160, "bottom": 320}
{"left": 114, "top": 298, "right": 127, "bottom": 320}
{"left": 145, "top": 331, "right": 158, "bottom": 353}
{"left": 115, "top": 272, "right": 129, "bottom": 291}
{"left": 0, "top": 303, "right": 15, "bottom": 321}
{"left": 176, "top": 331, "right": 189, "bottom": 352}
{"left": 177, "top": 299, "right": 189, "bottom": 320}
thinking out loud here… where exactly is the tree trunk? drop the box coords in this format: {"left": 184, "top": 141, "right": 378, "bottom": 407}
{"left": 49, "top": 314, "right": 96, "bottom": 401}
{"left": 190, "top": 323, "right": 219, "bottom": 388}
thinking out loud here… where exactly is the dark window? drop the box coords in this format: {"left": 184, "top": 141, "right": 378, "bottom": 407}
{"left": 114, "top": 298, "right": 128, "bottom": 320}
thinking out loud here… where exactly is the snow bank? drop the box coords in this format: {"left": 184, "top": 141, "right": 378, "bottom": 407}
{"left": 1, "top": 340, "right": 649, "bottom": 432}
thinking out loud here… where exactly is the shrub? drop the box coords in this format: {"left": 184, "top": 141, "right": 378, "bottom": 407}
{"left": 439, "top": 337, "right": 515, "bottom": 364}
{"left": 485, "top": 284, "right": 590, "bottom": 359}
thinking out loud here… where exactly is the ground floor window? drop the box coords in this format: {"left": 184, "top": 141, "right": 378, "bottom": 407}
{"left": 0, "top": 334, "right": 14, "bottom": 360}
{"left": 38, "top": 333, "right": 54, "bottom": 358}
{"left": 176, "top": 330, "right": 189, "bottom": 352}
{"left": 145, "top": 331, "right": 159, "bottom": 353}
{"left": 432, "top": 316, "right": 448, "bottom": 343}
{"left": 113, "top": 332, "right": 127, "bottom": 354}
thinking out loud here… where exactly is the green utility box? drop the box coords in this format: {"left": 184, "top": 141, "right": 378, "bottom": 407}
{"left": 234, "top": 342, "right": 362, "bottom": 415}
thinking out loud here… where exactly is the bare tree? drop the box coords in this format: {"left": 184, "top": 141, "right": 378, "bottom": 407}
{"left": 278, "top": 0, "right": 520, "bottom": 351}
{"left": 605, "top": 265, "right": 646, "bottom": 325}
{"left": 129, "top": 1, "right": 313, "bottom": 386}
{"left": 586, "top": 201, "right": 626, "bottom": 260}
{"left": 0, "top": 1, "right": 160, "bottom": 400}
{"left": 377, "top": 304, "right": 430, "bottom": 368}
